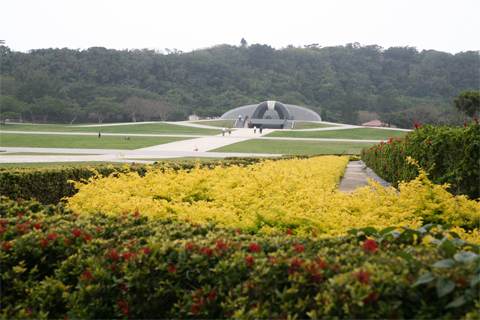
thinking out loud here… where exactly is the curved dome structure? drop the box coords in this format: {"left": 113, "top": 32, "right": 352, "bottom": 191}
{"left": 251, "top": 101, "right": 291, "bottom": 120}
{"left": 221, "top": 101, "right": 321, "bottom": 129}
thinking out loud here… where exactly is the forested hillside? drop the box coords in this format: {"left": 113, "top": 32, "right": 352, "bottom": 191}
{"left": 1, "top": 43, "right": 478, "bottom": 127}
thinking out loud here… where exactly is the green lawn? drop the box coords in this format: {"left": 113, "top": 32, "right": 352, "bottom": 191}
{"left": 210, "top": 139, "right": 374, "bottom": 155}
{"left": 0, "top": 133, "right": 193, "bottom": 149}
{"left": 0, "top": 153, "right": 97, "bottom": 156}
{"left": 191, "top": 120, "right": 236, "bottom": 128}
{"left": 292, "top": 122, "right": 339, "bottom": 130}
{"left": 0, "top": 161, "right": 123, "bottom": 168}
{"left": 265, "top": 128, "right": 409, "bottom": 140}
{"left": 0, "top": 123, "right": 221, "bottom": 135}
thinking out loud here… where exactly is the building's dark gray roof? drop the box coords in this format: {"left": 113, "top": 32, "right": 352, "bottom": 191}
{"left": 221, "top": 103, "right": 321, "bottom": 121}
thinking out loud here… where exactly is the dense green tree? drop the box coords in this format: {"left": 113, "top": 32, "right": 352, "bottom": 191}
{"left": 86, "top": 97, "right": 121, "bottom": 123}
{"left": 0, "top": 44, "right": 477, "bottom": 124}
{"left": 32, "top": 96, "right": 66, "bottom": 123}
{"left": 453, "top": 90, "right": 479, "bottom": 120}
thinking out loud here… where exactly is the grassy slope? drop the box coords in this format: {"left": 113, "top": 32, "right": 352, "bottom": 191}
{"left": 265, "top": 128, "right": 409, "bottom": 140}
{"left": 210, "top": 139, "right": 374, "bottom": 155}
{"left": 0, "top": 123, "right": 221, "bottom": 135}
{"left": 0, "top": 133, "right": 193, "bottom": 149}
{"left": 292, "top": 122, "right": 339, "bottom": 130}
{"left": 191, "top": 120, "right": 236, "bottom": 127}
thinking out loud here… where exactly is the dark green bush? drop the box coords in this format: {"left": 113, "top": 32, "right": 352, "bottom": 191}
{"left": 1, "top": 155, "right": 359, "bottom": 205}
{"left": 1, "top": 197, "right": 478, "bottom": 319}
{"left": 361, "top": 121, "right": 480, "bottom": 199}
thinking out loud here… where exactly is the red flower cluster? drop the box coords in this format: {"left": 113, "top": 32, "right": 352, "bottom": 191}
{"left": 72, "top": 229, "right": 82, "bottom": 237}
{"left": 351, "top": 269, "right": 371, "bottom": 284}
{"left": 107, "top": 250, "right": 120, "bottom": 260}
{"left": 293, "top": 243, "right": 305, "bottom": 253}
{"left": 198, "top": 246, "right": 213, "bottom": 257}
{"left": 143, "top": 247, "right": 151, "bottom": 255}
{"left": 285, "top": 229, "right": 293, "bottom": 235}
{"left": 34, "top": 222, "right": 41, "bottom": 230}
{"left": 1, "top": 241, "right": 12, "bottom": 250}
{"left": 362, "top": 292, "right": 378, "bottom": 303}
{"left": 215, "top": 239, "right": 229, "bottom": 255}
{"left": 189, "top": 289, "right": 215, "bottom": 315}
{"left": 16, "top": 222, "right": 30, "bottom": 233}
{"left": 0, "top": 228, "right": 4, "bottom": 234}
{"left": 167, "top": 265, "right": 177, "bottom": 274}
{"left": 187, "top": 242, "right": 195, "bottom": 251}
{"left": 40, "top": 238, "right": 49, "bottom": 246}
{"left": 81, "top": 269, "right": 92, "bottom": 281}
{"left": 117, "top": 299, "right": 130, "bottom": 315}
{"left": 48, "top": 233, "right": 57, "bottom": 240}
{"left": 363, "top": 239, "right": 378, "bottom": 253}
{"left": 0, "top": 220, "right": 7, "bottom": 227}
{"left": 248, "top": 243, "right": 261, "bottom": 253}
{"left": 244, "top": 255, "right": 254, "bottom": 266}
{"left": 288, "top": 257, "right": 304, "bottom": 275}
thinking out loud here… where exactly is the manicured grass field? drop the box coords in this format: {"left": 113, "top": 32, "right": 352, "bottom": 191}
{"left": 0, "top": 133, "right": 193, "bottom": 149}
{"left": 191, "top": 120, "right": 236, "bottom": 128}
{"left": 292, "top": 122, "right": 339, "bottom": 130}
{"left": 265, "top": 128, "right": 409, "bottom": 140}
{"left": 0, "top": 123, "right": 221, "bottom": 135}
{"left": 210, "top": 139, "right": 374, "bottom": 155}
{"left": 0, "top": 153, "right": 96, "bottom": 156}
{"left": 0, "top": 161, "right": 118, "bottom": 168}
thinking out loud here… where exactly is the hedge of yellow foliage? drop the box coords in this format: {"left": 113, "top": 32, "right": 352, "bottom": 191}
{"left": 65, "top": 156, "right": 479, "bottom": 243}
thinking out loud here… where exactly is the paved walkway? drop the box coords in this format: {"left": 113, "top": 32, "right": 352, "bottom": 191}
{"left": 0, "top": 121, "right": 399, "bottom": 192}
{"left": 338, "top": 161, "right": 393, "bottom": 193}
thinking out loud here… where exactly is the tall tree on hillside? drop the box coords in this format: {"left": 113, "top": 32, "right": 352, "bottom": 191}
{"left": 123, "top": 97, "right": 142, "bottom": 122}
{"left": 240, "top": 38, "right": 248, "bottom": 47}
{"left": 341, "top": 85, "right": 357, "bottom": 124}
{"left": 87, "top": 97, "right": 121, "bottom": 123}
{"left": 453, "top": 90, "right": 479, "bottom": 121}
{"left": 32, "top": 96, "right": 66, "bottom": 123}
{"left": 156, "top": 100, "right": 178, "bottom": 122}
{"left": 401, "top": 105, "right": 439, "bottom": 127}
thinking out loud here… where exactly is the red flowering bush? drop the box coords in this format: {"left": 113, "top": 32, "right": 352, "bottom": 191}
{"left": 1, "top": 193, "right": 479, "bottom": 319}
{"left": 362, "top": 122, "right": 480, "bottom": 200}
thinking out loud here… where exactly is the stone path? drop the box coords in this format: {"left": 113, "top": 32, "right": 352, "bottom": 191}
{"left": 0, "top": 121, "right": 399, "bottom": 192}
{"left": 338, "top": 161, "right": 393, "bottom": 193}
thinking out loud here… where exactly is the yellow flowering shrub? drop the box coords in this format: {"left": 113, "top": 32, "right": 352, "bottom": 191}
{"left": 65, "top": 156, "right": 479, "bottom": 243}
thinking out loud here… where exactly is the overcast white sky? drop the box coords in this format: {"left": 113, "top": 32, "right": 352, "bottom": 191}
{"left": 1, "top": 0, "right": 479, "bottom": 54}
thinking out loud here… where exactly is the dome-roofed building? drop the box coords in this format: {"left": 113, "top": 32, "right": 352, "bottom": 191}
{"left": 221, "top": 101, "right": 321, "bottom": 129}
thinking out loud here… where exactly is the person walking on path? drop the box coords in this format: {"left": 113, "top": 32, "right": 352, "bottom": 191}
{"left": 98, "top": 133, "right": 101, "bottom": 138}
{"left": 253, "top": 126, "right": 257, "bottom": 134}
{"left": 228, "top": 127, "right": 232, "bottom": 135}
{"left": 259, "top": 126, "right": 263, "bottom": 134}
{"left": 222, "top": 126, "right": 225, "bottom": 136}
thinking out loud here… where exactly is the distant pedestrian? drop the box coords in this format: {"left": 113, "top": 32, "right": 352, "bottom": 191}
{"left": 222, "top": 126, "right": 226, "bottom": 136}
{"left": 228, "top": 127, "right": 231, "bottom": 135}
{"left": 254, "top": 126, "right": 256, "bottom": 134}
{"left": 98, "top": 133, "right": 101, "bottom": 138}
{"left": 238, "top": 115, "right": 241, "bottom": 121}
{"left": 194, "top": 145, "right": 198, "bottom": 151}
{"left": 259, "top": 126, "right": 263, "bottom": 134}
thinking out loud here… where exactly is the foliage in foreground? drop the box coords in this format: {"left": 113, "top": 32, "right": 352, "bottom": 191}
{"left": 362, "top": 120, "right": 480, "bottom": 199}
{"left": 1, "top": 197, "right": 479, "bottom": 319}
{"left": 0, "top": 154, "right": 356, "bottom": 205}
{"left": 66, "top": 157, "right": 479, "bottom": 242}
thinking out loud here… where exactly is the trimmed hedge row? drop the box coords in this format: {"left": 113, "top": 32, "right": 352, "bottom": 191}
{"left": 361, "top": 121, "right": 480, "bottom": 200}
{"left": 1, "top": 197, "right": 479, "bottom": 319}
{"left": 0, "top": 155, "right": 360, "bottom": 205}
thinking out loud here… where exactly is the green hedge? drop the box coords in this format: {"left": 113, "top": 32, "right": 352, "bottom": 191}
{"left": 361, "top": 121, "right": 480, "bottom": 200}
{"left": 0, "top": 155, "right": 360, "bottom": 205}
{"left": 1, "top": 197, "right": 479, "bottom": 319}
